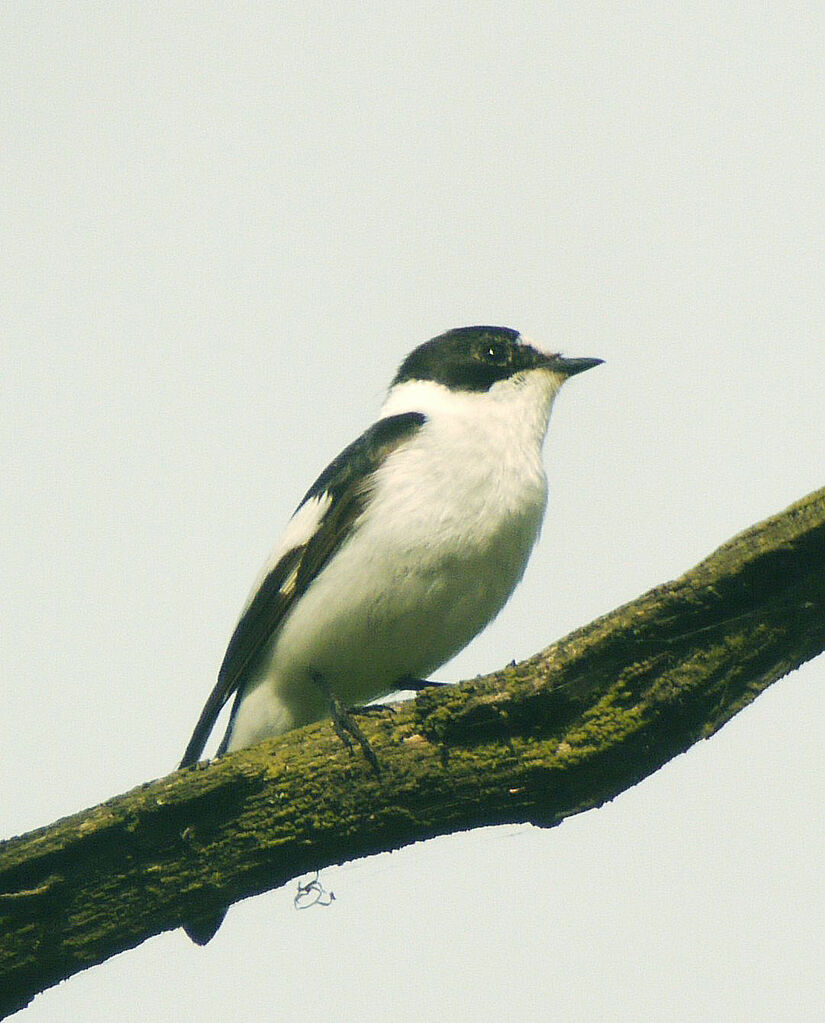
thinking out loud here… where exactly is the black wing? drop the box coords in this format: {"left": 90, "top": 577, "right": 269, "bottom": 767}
{"left": 179, "top": 411, "right": 426, "bottom": 767}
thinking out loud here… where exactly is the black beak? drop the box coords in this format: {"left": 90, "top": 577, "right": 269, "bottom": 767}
{"left": 549, "top": 356, "right": 604, "bottom": 377}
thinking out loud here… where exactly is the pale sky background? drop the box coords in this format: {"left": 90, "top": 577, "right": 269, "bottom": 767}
{"left": 2, "top": 5, "right": 824, "bottom": 1021}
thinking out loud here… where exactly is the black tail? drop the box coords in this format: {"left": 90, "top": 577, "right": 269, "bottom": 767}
{"left": 183, "top": 909, "right": 227, "bottom": 945}
{"left": 179, "top": 675, "right": 244, "bottom": 768}
{"left": 180, "top": 682, "right": 242, "bottom": 943}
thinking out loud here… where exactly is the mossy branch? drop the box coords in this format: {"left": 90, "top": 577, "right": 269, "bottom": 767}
{"left": 2, "top": 486, "right": 825, "bottom": 1018}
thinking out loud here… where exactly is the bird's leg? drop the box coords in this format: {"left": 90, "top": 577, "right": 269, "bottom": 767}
{"left": 397, "top": 675, "right": 452, "bottom": 691}
{"left": 311, "top": 672, "right": 381, "bottom": 776}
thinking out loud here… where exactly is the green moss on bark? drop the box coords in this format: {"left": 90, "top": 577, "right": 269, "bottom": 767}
{"left": 2, "top": 485, "right": 824, "bottom": 1018}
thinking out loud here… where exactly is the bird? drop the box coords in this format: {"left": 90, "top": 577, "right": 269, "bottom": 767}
{"left": 179, "top": 325, "right": 602, "bottom": 943}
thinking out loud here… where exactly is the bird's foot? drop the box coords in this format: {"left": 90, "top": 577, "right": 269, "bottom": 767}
{"left": 312, "top": 673, "right": 381, "bottom": 775}
{"left": 330, "top": 695, "right": 381, "bottom": 775}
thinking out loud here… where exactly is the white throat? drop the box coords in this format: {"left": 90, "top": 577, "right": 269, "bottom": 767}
{"left": 381, "top": 368, "right": 565, "bottom": 455}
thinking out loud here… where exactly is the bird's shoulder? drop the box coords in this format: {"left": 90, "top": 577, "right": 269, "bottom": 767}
{"left": 300, "top": 410, "right": 427, "bottom": 506}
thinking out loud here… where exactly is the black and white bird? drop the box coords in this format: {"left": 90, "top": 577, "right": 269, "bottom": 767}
{"left": 181, "top": 325, "right": 601, "bottom": 769}
{"left": 180, "top": 325, "right": 601, "bottom": 941}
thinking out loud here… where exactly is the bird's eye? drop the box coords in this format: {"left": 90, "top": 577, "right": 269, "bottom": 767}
{"left": 484, "top": 342, "right": 510, "bottom": 365}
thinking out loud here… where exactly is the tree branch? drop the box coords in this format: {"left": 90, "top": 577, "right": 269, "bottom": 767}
{"left": 2, "top": 485, "right": 824, "bottom": 1017}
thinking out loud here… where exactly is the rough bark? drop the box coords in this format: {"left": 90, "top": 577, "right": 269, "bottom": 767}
{"left": 2, "top": 485, "right": 824, "bottom": 1018}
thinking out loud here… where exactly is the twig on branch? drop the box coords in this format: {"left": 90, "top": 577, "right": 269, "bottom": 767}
{"left": 2, "top": 485, "right": 824, "bottom": 1017}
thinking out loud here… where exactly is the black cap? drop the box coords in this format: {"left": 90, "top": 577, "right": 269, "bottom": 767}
{"left": 393, "top": 326, "right": 602, "bottom": 393}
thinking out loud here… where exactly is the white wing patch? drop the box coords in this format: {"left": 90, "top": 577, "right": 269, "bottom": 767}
{"left": 240, "top": 492, "right": 332, "bottom": 614}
